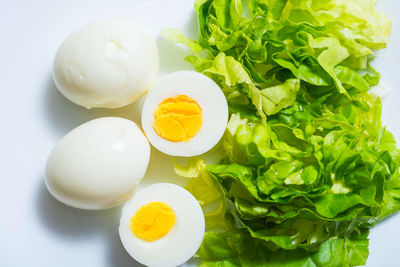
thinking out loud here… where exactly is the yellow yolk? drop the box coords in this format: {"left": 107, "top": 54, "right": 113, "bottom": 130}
{"left": 130, "top": 202, "right": 176, "bottom": 242}
{"left": 153, "top": 95, "right": 202, "bottom": 142}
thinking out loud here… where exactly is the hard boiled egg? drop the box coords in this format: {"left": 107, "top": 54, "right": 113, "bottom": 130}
{"left": 45, "top": 117, "right": 150, "bottom": 210}
{"left": 119, "top": 183, "right": 205, "bottom": 267}
{"left": 141, "top": 71, "right": 228, "bottom": 157}
{"left": 53, "top": 18, "right": 159, "bottom": 109}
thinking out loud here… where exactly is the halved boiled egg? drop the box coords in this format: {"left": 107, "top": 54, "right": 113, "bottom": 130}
{"left": 119, "top": 183, "right": 205, "bottom": 267}
{"left": 141, "top": 71, "right": 228, "bottom": 157}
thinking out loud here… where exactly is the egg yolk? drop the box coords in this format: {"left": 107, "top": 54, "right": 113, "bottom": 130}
{"left": 153, "top": 95, "right": 202, "bottom": 142}
{"left": 130, "top": 202, "right": 176, "bottom": 242}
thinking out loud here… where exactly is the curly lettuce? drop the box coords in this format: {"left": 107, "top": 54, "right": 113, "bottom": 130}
{"left": 168, "top": 0, "right": 399, "bottom": 266}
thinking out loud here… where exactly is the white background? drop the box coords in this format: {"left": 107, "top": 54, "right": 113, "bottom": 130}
{"left": 0, "top": 0, "right": 399, "bottom": 266}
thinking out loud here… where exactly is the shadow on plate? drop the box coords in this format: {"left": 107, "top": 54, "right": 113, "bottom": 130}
{"left": 42, "top": 75, "right": 144, "bottom": 138}
{"left": 35, "top": 179, "right": 144, "bottom": 266}
{"left": 157, "top": 36, "right": 194, "bottom": 75}
{"left": 156, "top": 9, "right": 197, "bottom": 75}
{"left": 183, "top": 10, "right": 198, "bottom": 39}
{"left": 140, "top": 147, "right": 189, "bottom": 187}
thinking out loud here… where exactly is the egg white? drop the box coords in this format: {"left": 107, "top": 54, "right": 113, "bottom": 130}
{"left": 45, "top": 117, "right": 150, "bottom": 210}
{"left": 53, "top": 18, "right": 159, "bottom": 109}
{"left": 141, "top": 71, "right": 228, "bottom": 157}
{"left": 119, "top": 183, "right": 205, "bottom": 267}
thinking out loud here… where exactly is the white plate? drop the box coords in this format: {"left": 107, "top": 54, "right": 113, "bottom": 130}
{"left": 0, "top": 0, "right": 399, "bottom": 266}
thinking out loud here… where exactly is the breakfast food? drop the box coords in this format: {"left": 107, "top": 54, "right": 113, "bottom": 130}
{"left": 40, "top": 0, "right": 400, "bottom": 265}
{"left": 119, "top": 183, "right": 205, "bottom": 267}
{"left": 141, "top": 71, "right": 228, "bottom": 157}
{"left": 45, "top": 117, "right": 150, "bottom": 210}
{"left": 53, "top": 18, "right": 159, "bottom": 109}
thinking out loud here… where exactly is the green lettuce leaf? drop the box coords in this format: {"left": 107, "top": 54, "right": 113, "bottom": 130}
{"left": 198, "top": 228, "right": 370, "bottom": 267}
{"left": 166, "top": 0, "right": 398, "bottom": 266}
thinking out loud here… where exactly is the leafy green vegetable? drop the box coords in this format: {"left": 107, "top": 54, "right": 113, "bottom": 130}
{"left": 201, "top": 96, "right": 400, "bottom": 265}
{"left": 173, "top": 157, "right": 206, "bottom": 178}
{"left": 167, "top": 0, "right": 399, "bottom": 266}
{"left": 197, "top": 229, "right": 370, "bottom": 267}
{"left": 174, "top": 158, "right": 227, "bottom": 229}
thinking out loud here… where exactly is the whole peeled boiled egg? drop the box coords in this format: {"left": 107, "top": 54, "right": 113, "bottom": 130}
{"left": 53, "top": 18, "right": 159, "bottom": 109}
{"left": 119, "top": 183, "right": 205, "bottom": 267}
{"left": 141, "top": 71, "right": 228, "bottom": 157}
{"left": 45, "top": 117, "right": 150, "bottom": 210}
